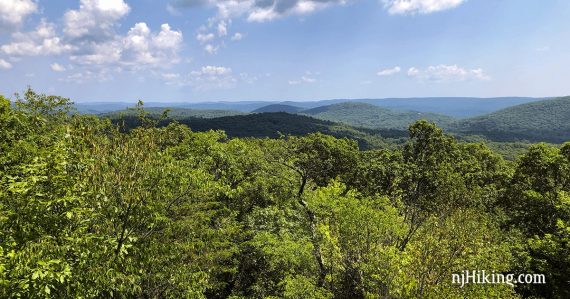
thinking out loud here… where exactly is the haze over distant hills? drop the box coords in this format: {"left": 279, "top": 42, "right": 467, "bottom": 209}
{"left": 252, "top": 104, "right": 304, "bottom": 113}
{"left": 75, "top": 97, "right": 544, "bottom": 118}
{"left": 102, "top": 96, "right": 570, "bottom": 144}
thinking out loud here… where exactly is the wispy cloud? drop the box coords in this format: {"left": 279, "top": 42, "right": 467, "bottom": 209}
{"left": 50, "top": 63, "right": 67, "bottom": 72}
{"left": 289, "top": 71, "right": 318, "bottom": 85}
{"left": 407, "top": 64, "right": 490, "bottom": 82}
{"left": 0, "top": 58, "right": 12, "bottom": 70}
{"left": 160, "top": 65, "right": 258, "bottom": 91}
{"left": 231, "top": 32, "right": 243, "bottom": 41}
{"left": 377, "top": 66, "right": 401, "bottom": 76}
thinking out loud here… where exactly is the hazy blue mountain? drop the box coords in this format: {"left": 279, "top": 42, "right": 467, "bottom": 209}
{"left": 101, "top": 107, "right": 245, "bottom": 119}
{"left": 300, "top": 102, "right": 456, "bottom": 129}
{"left": 75, "top": 97, "right": 544, "bottom": 117}
{"left": 253, "top": 104, "right": 304, "bottom": 113}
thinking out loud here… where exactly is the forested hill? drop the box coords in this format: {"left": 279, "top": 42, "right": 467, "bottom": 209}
{"left": 102, "top": 107, "right": 245, "bottom": 119}
{"left": 452, "top": 96, "right": 570, "bottom": 142}
{"left": 301, "top": 102, "right": 456, "bottom": 130}
{"left": 111, "top": 112, "right": 408, "bottom": 149}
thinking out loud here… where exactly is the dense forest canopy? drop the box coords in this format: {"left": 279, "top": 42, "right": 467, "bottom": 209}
{"left": 1, "top": 89, "right": 569, "bottom": 298}
{"left": 452, "top": 96, "right": 570, "bottom": 143}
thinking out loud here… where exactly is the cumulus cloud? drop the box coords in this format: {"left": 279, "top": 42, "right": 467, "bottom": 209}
{"left": 377, "top": 66, "right": 401, "bottom": 76}
{"left": 63, "top": 0, "right": 130, "bottom": 40}
{"left": 1, "top": 20, "right": 74, "bottom": 56}
{"left": 0, "top": 58, "right": 12, "bottom": 69}
{"left": 0, "top": 0, "right": 183, "bottom": 81}
{"left": 171, "top": 0, "right": 346, "bottom": 22}
{"left": 407, "top": 64, "right": 490, "bottom": 82}
{"left": 67, "top": 22, "right": 183, "bottom": 70}
{"left": 0, "top": 0, "right": 37, "bottom": 29}
{"left": 50, "top": 63, "right": 67, "bottom": 72}
{"left": 383, "top": 0, "right": 466, "bottom": 15}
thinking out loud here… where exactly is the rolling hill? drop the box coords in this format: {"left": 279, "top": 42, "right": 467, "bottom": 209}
{"left": 102, "top": 107, "right": 244, "bottom": 119}
{"left": 452, "top": 96, "right": 570, "bottom": 143}
{"left": 106, "top": 112, "right": 408, "bottom": 150}
{"left": 300, "top": 102, "right": 456, "bottom": 130}
{"left": 252, "top": 104, "right": 303, "bottom": 113}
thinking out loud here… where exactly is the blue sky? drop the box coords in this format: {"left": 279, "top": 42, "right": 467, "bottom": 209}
{"left": 0, "top": 0, "right": 569, "bottom": 102}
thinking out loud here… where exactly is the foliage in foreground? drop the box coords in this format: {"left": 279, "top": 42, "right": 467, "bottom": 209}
{"left": 1, "top": 89, "right": 569, "bottom": 298}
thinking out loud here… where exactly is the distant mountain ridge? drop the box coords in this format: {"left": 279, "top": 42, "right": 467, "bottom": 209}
{"left": 101, "top": 107, "right": 244, "bottom": 119}
{"left": 299, "top": 102, "right": 455, "bottom": 130}
{"left": 252, "top": 104, "right": 303, "bottom": 113}
{"left": 100, "top": 96, "right": 570, "bottom": 145}
{"left": 75, "top": 97, "right": 545, "bottom": 117}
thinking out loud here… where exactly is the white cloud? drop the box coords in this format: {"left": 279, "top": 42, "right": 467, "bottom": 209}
{"left": 383, "top": 0, "right": 466, "bottom": 15}
{"left": 63, "top": 68, "right": 115, "bottom": 83}
{"left": 63, "top": 0, "right": 130, "bottom": 40}
{"left": 70, "top": 22, "right": 183, "bottom": 70}
{"left": 172, "top": 0, "right": 463, "bottom": 23}
{"left": 536, "top": 46, "right": 550, "bottom": 52}
{"left": 407, "top": 67, "right": 419, "bottom": 76}
{"left": 50, "top": 63, "right": 66, "bottom": 72}
{"left": 161, "top": 72, "right": 180, "bottom": 80}
{"left": 204, "top": 43, "right": 218, "bottom": 54}
{"left": 1, "top": 20, "right": 74, "bottom": 56}
{"left": 0, "top": 58, "right": 12, "bottom": 69}
{"left": 196, "top": 32, "right": 215, "bottom": 43}
{"left": 377, "top": 66, "right": 401, "bottom": 76}
{"left": 231, "top": 32, "right": 243, "bottom": 41}
{"left": 201, "top": 65, "right": 231, "bottom": 75}
{"left": 289, "top": 71, "right": 317, "bottom": 85}
{"left": 407, "top": 64, "right": 490, "bottom": 82}
{"left": 0, "top": 0, "right": 37, "bottom": 29}
{"left": 0, "top": 0, "right": 183, "bottom": 83}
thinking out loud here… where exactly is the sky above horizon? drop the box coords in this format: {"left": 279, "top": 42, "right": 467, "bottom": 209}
{"left": 0, "top": 0, "right": 569, "bottom": 102}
